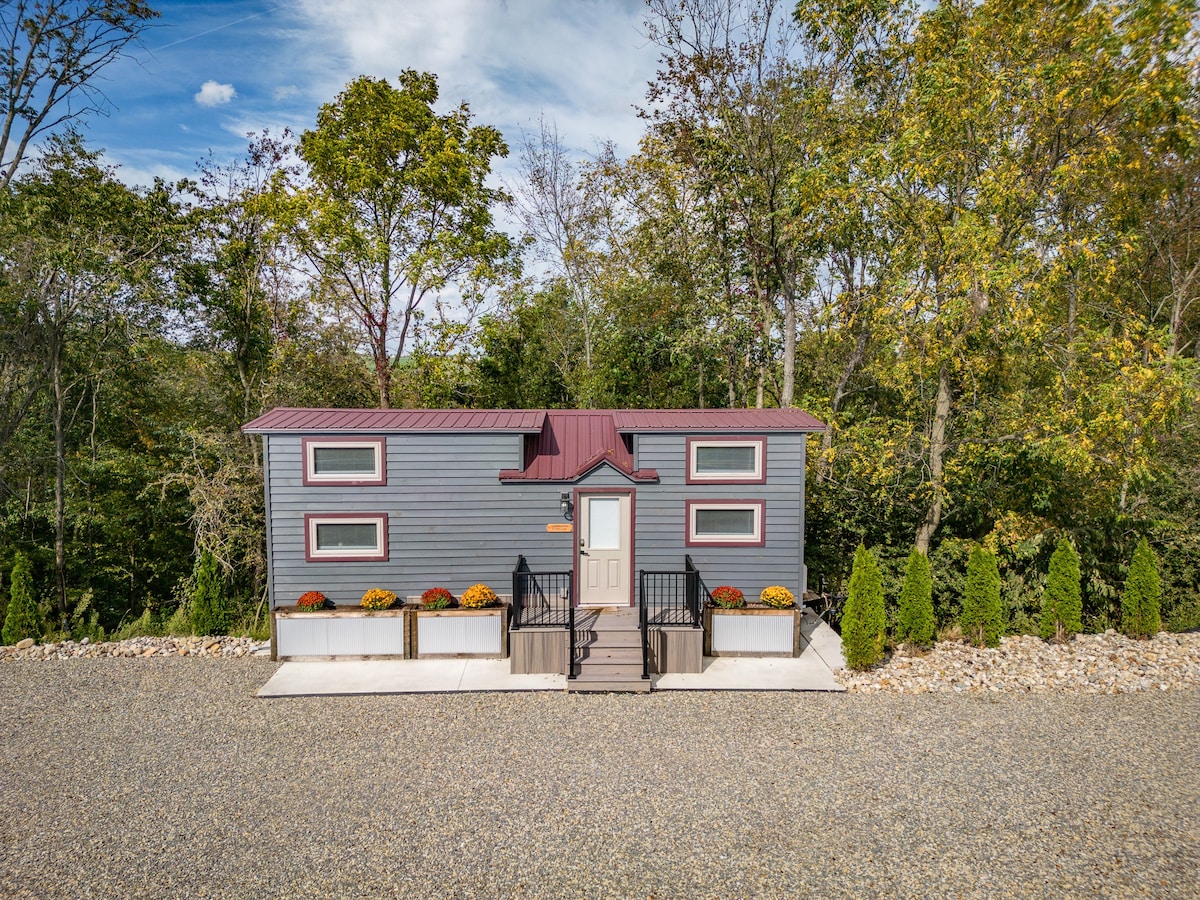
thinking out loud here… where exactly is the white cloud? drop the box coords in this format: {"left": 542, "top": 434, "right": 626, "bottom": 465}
{"left": 194, "top": 80, "right": 237, "bottom": 107}
{"left": 273, "top": 84, "right": 300, "bottom": 101}
{"left": 287, "top": 0, "right": 657, "bottom": 158}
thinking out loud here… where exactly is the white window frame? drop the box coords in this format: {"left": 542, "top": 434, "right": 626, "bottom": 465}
{"left": 302, "top": 437, "right": 386, "bottom": 486}
{"left": 686, "top": 436, "right": 765, "bottom": 484}
{"left": 304, "top": 514, "right": 389, "bottom": 561}
{"left": 685, "top": 500, "right": 765, "bottom": 547}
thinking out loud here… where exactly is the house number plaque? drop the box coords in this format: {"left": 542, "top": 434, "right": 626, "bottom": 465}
{"left": 546, "top": 523, "right": 573, "bottom": 533}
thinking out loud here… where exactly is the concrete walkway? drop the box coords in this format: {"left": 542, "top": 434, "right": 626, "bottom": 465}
{"left": 257, "top": 610, "right": 846, "bottom": 696}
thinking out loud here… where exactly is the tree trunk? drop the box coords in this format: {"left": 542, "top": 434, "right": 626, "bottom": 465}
{"left": 915, "top": 365, "right": 952, "bottom": 554}
{"left": 822, "top": 321, "right": 870, "bottom": 456}
{"left": 782, "top": 294, "right": 796, "bottom": 406}
{"left": 51, "top": 331, "right": 67, "bottom": 617}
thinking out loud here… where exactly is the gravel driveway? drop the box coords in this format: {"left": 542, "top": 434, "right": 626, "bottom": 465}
{"left": 1, "top": 659, "right": 1197, "bottom": 899}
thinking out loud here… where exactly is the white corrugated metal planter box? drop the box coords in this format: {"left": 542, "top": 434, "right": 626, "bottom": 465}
{"left": 703, "top": 605, "right": 802, "bottom": 657}
{"left": 273, "top": 607, "right": 409, "bottom": 660}
{"left": 411, "top": 600, "right": 510, "bottom": 659}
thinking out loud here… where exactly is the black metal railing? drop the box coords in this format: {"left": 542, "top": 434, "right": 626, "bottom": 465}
{"left": 807, "top": 591, "right": 847, "bottom": 631}
{"left": 639, "top": 586, "right": 649, "bottom": 679}
{"left": 638, "top": 555, "right": 709, "bottom": 679}
{"left": 511, "top": 556, "right": 573, "bottom": 629}
{"left": 637, "top": 555, "right": 708, "bottom": 628}
{"left": 568, "top": 603, "right": 577, "bottom": 680}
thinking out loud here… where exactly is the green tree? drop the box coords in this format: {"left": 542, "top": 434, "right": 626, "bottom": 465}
{"left": 1039, "top": 537, "right": 1082, "bottom": 643}
{"left": 961, "top": 546, "right": 1003, "bottom": 648}
{"left": 2, "top": 552, "right": 41, "bottom": 644}
{"left": 190, "top": 550, "right": 230, "bottom": 636}
{"left": 512, "top": 118, "right": 610, "bottom": 407}
{"left": 645, "top": 0, "right": 824, "bottom": 408}
{"left": 896, "top": 548, "right": 935, "bottom": 647}
{"left": 284, "top": 70, "right": 514, "bottom": 408}
{"left": 1121, "top": 538, "right": 1162, "bottom": 639}
{"left": 183, "top": 131, "right": 297, "bottom": 433}
{"left": 841, "top": 542, "right": 886, "bottom": 669}
{"left": 0, "top": 0, "right": 160, "bottom": 187}
{"left": 0, "top": 135, "right": 180, "bottom": 620}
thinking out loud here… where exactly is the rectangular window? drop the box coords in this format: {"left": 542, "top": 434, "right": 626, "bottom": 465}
{"left": 687, "top": 437, "right": 765, "bottom": 483}
{"left": 304, "top": 514, "right": 388, "bottom": 561}
{"left": 686, "top": 500, "right": 765, "bottom": 547}
{"left": 302, "top": 438, "right": 386, "bottom": 486}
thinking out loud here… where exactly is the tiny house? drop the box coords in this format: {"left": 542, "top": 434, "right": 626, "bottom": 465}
{"left": 243, "top": 407, "right": 825, "bottom": 676}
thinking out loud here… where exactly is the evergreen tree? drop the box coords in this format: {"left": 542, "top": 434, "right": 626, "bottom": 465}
{"left": 190, "top": 551, "right": 230, "bottom": 636}
{"left": 1121, "top": 538, "right": 1162, "bottom": 639}
{"left": 961, "top": 546, "right": 1003, "bottom": 648}
{"left": 896, "top": 548, "right": 935, "bottom": 646}
{"left": 2, "top": 552, "right": 41, "bottom": 645}
{"left": 1039, "top": 537, "right": 1083, "bottom": 642}
{"left": 842, "top": 543, "right": 886, "bottom": 669}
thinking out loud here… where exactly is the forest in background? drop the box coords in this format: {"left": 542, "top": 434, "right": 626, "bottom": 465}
{"left": 0, "top": 0, "right": 1197, "bottom": 641}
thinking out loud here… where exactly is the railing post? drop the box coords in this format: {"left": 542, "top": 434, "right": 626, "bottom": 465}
{"left": 512, "top": 555, "right": 525, "bottom": 630}
{"left": 567, "top": 600, "right": 576, "bottom": 679}
{"left": 685, "top": 565, "right": 696, "bottom": 629}
{"left": 639, "top": 570, "right": 650, "bottom": 680}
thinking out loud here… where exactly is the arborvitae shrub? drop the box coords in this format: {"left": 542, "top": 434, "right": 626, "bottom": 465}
{"left": 1121, "top": 538, "right": 1162, "bottom": 639}
{"left": 2, "top": 552, "right": 41, "bottom": 645}
{"left": 190, "top": 551, "right": 231, "bottom": 636}
{"left": 164, "top": 603, "right": 193, "bottom": 636}
{"left": 842, "top": 543, "right": 886, "bottom": 669}
{"left": 1039, "top": 537, "right": 1082, "bottom": 642}
{"left": 896, "top": 548, "right": 935, "bottom": 647}
{"left": 961, "top": 546, "right": 1002, "bottom": 648}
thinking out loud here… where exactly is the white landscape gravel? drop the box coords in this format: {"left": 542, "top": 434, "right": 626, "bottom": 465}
{"left": 0, "top": 649, "right": 1197, "bottom": 899}
{"left": 837, "top": 630, "right": 1200, "bottom": 695}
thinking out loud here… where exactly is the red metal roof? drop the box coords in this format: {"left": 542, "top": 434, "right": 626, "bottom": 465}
{"left": 499, "top": 411, "right": 659, "bottom": 483}
{"left": 611, "top": 408, "right": 825, "bottom": 432}
{"left": 242, "top": 407, "right": 546, "bottom": 434}
{"left": 243, "top": 406, "right": 825, "bottom": 484}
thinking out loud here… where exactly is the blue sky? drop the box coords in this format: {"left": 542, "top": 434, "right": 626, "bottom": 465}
{"left": 84, "top": 0, "right": 661, "bottom": 189}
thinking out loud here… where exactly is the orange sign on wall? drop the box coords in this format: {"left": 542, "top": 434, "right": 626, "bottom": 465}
{"left": 546, "top": 523, "right": 573, "bottom": 533}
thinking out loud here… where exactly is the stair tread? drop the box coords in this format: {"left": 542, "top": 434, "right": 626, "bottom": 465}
{"left": 568, "top": 672, "right": 651, "bottom": 692}
{"left": 577, "top": 647, "right": 642, "bottom": 661}
{"left": 577, "top": 631, "right": 641, "bottom": 644}
{"left": 575, "top": 664, "right": 644, "bottom": 676}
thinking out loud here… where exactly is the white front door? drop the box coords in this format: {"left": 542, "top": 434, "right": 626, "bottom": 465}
{"left": 577, "top": 492, "right": 632, "bottom": 606}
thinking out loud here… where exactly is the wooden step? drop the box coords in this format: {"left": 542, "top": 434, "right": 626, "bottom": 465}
{"left": 575, "top": 618, "right": 639, "bottom": 633}
{"left": 568, "top": 674, "right": 651, "bottom": 693}
{"left": 576, "top": 646, "right": 642, "bottom": 663}
{"left": 574, "top": 661, "right": 643, "bottom": 676}
{"left": 576, "top": 630, "right": 642, "bottom": 649}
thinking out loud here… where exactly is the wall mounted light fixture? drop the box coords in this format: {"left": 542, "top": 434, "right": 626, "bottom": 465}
{"left": 559, "top": 492, "right": 573, "bottom": 520}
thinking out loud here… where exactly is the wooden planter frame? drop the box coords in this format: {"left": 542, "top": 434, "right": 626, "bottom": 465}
{"left": 273, "top": 606, "right": 410, "bottom": 661}
{"left": 703, "top": 604, "right": 803, "bottom": 657}
{"left": 408, "top": 599, "right": 510, "bottom": 659}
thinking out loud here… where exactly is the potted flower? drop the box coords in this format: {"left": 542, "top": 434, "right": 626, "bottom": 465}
{"left": 295, "top": 590, "right": 330, "bottom": 611}
{"left": 710, "top": 585, "right": 746, "bottom": 609}
{"left": 421, "top": 587, "right": 454, "bottom": 610}
{"left": 460, "top": 583, "right": 499, "bottom": 609}
{"left": 759, "top": 585, "right": 795, "bottom": 608}
{"left": 704, "top": 583, "right": 802, "bottom": 658}
{"left": 360, "top": 588, "right": 398, "bottom": 610}
{"left": 413, "top": 582, "right": 507, "bottom": 659}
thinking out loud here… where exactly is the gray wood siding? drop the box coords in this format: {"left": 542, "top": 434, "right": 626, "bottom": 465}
{"left": 632, "top": 433, "right": 806, "bottom": 598}
{"left": 265, "top": 433, "right": 574, "bottom": 607}
{"left": 264, "top": 429, "right": 809, "bottom": 608}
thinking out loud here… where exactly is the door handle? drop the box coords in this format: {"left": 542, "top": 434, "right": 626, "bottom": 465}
{"left": 579, "top": 549, "right": 589, "bottom": 556}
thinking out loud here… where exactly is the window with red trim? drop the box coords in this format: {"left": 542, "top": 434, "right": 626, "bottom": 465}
{"left": 685, "top": 500, "right": 765, "bottom": 546}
